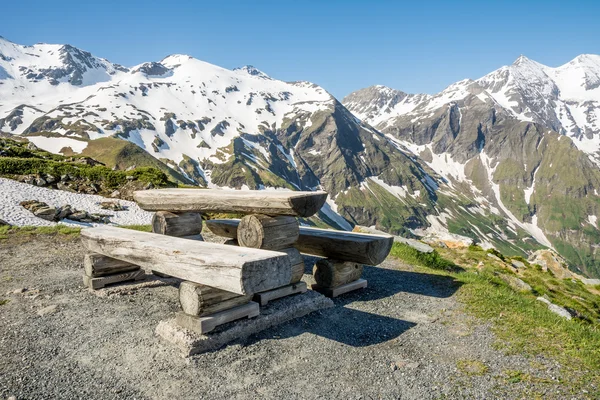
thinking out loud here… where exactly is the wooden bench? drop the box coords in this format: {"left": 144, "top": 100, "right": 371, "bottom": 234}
{"left": 80, "top": 226, "right": 292, "bottom": 295}
{"left": 205, "top": 219, "right": 394, "bottom": 266}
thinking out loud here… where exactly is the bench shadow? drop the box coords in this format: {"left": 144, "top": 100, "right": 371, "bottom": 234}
{"left": 242, "top": 261, "right": 461, "bottom": 348}
{"left": 303, "top": 256, "right": 462, "bottom": 301}
{"left": 245, "top": 305, "right": 417, "bottom": 348}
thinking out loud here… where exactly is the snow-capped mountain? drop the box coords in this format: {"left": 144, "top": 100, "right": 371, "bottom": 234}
{"left": 344, "top": 55, "right": 600, "bottom": 278}
{"left": 3, "top": 36, "right": 600, "bottom": 277}
{"left": 0, "top": 36, "right": 444, "bottom": 235}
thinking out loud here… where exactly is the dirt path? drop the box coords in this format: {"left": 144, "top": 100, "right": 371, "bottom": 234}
{"left": 0, "top": 234, "right": 566, "bottom": 399}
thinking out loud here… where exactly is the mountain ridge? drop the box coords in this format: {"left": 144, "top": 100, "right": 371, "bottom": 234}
{"left": 2, "top": 37, "right": 600, "bottom": 277}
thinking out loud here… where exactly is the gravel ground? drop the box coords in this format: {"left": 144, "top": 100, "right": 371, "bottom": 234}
{"left": 0, "top": 178, "right": 153, "bottom": 227}
{"left": 0, "top": 233, "right": 574, "bottom": 399}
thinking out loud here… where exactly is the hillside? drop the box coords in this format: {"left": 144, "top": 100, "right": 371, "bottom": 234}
{"left": 79, "top": 137, "right": 194, "bottom": 185}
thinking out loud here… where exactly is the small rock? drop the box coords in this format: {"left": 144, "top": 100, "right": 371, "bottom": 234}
{"left": 60, "top": 174, "right": 70, "bottom": 182}
{"left": 35, "top": 177, "right": 47, "bottom": 186}
{"left": 57, "top": 205, "right": 73, "bottom": 220}
{"left": 33, "top": 206, "right": 58, "bottom": 221}
{"left": 126, "top": 175, "right": 135, "bottom": 181}
{"left": 56, "top": 182, "right": 75, "bottom": 192}
{"left": 487, "top": 253, "right": 503, "bottom": 263}
{"left": 144, "top": 182, "right": 154, "bottom": 190}
{"left": 26, "top": 142, "right": 38, "bottom": 150}
{"left": 581, "top": 278, "right": 600, "bottom": 286}
{"left": 12, "top": 288, "right": 27, "bottom": 294}
{"left": 68, "top": 211, "right": 89, "bottom": 221}
{"left": 537, "top": 297, "right": 572, "bottom": 320}
{"left": 0, "top": 218, "right": 10, "bottom": 226}
{"left": 100, "top": 202, "right": 126, "bottom": 211}
{"left": 110, "top": 190, "right": 121, "bottom": 198}
{"left": 511, "top": 260, "right": 526, "bottom": 269}
{"left": 498, "top": 274, "right": 532, "bottom": 292}
{"left": 37, "top": 304, "right": 58, "bottom": 316}
{"left": 45, "top": 174, "right": 57, "bottom": 184}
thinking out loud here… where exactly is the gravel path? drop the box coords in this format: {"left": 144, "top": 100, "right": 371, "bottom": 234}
{"left": 0, "top": 234, "right": 571, "bottom": 399}
{"left": 0, "top": 178, "right": 153, "bottom": 226}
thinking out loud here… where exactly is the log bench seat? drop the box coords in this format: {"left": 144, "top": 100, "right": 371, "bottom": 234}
{"left": 134, "top": 189, "right": 328, "bottom": 218}
{"left": 80, "top": 226, "right": 292, "bottom": 295}
{"left": 205, "top": 219, "right": 394, "bottom": 266}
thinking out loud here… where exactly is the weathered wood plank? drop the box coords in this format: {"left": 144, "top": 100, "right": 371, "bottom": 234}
{"left": 134, "top": 189, "right": 328, "bottom": 218}
{"left": 237, "top": 214, "right": 299, "bottom": 250}
{"left": 179, "top": 282, "right": 251, "bottom": 316}
{"left": 312, "top": 278, "right": 368, "bottom": 298}
{"left": 313, "top": 259, "right": 364, "bottom": 288}
{"left": 80, "top": 226, "right": 292, "bottom": 295}
{"left": 152, "top": 211, "right": 203, "bottom": 237}
{"left": 84, "top": 252, "right": 140, "bottom": 277}
{"left": 253, "top": 282, "right": 307, "bottom": 306}
{"left": 82, "top": 269, "right": 146, "bottom": 290}
{"left": 206, "top": 219, "right": 393, "bottom": 265}
{"left": 175, "top": 302, "right": 260, "bottom": 334}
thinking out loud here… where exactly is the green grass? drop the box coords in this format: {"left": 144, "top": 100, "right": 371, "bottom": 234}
{"left": 80, "top": 137, "right": 192, "bottom": 185}
{"left": 121, "top": 224, "right": 152, "bottom": 232}
{"left": 0, "top": 157, "right": 171, "bottom": 188}
{"left": 0, "top": 299, "right": 9, "bottom": 306}
{"left": 389, "top": 242, "right": 459, "bottom": 271}
{"left": 0, "top": 225, "right": 81, "bottom": 240}
{"left": 389, "top": 242, "right": 600, "bottom": 393}
{"left": 456, "top": 359, "right": 489, "bottom": 376}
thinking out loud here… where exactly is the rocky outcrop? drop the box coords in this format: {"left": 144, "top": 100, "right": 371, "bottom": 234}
{"left": 20, "top": 200, "right": 111, "bottom": 223}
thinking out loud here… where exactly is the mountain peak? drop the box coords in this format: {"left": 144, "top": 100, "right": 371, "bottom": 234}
{"left": 511, "top": 55, "right": 546, "bottom": 70}
{"left": 160, "top": 54, "right": 194, "bottom": 67}
{"left": 234, "top": 65, "right": 271, "bottom": 79}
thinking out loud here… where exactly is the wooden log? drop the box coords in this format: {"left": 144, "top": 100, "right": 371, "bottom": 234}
{"left": 83, "top": 269, "right": 146, "bottom": 290}
{"left": 175, "top": 302, "right": 260, "bottom": 334}
{"left": 313, "top": 259, "right": 364, "bottom": 289}
{"left": 312, "top": 279, "right": 368, "bottom": 298}
{"left": 134, "top": 189, "right": 328, "bottom": 218}
{"left": 206, "top": 219, "right": 393, "bottom": 265}
{"left": 152, "top": 211, "right": 203, "bottom": 237}
{"left": 237, "top": 214, "right": 299, "bottom": 250}
{"left": 84, "top": 252, "right": 140, "bottom": 277}
{"left": 205, "top": 219, "right": 240, "bottom": 239}
{"left": 80, "top": 226, "right": 292, "bottom": 295}
{"left": 279, "top": 248, "right": 305, "bottom": 283}
{"left": 179, "top": 281, "right": 252, "bottom": 317}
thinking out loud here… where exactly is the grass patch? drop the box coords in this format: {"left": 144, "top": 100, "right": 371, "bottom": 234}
{"left": 454, "top": 269, "right": 600, "bottom": 392}
{"left": 0, "top": 157, "right": 171, "bottom": 188}
{"left": 389, "top": 242, "right": 459, "bottom": 271}
{"left": 121, "top": 224, "right": 152, "bottom": 232}
{"left": 0, "top": 299, "right": 9, "bottom": 306}
{"left": 456, "top": 359, "right": 489, "bottom": 376}
{"left": 0, "top": 225, "right": 81, "bottom": 239}
{"left": 391, "top": 241, "right": 600, "bottom": 393}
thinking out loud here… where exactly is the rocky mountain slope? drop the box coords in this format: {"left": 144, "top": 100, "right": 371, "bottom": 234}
{"left": 0, "top": 36, "right": 447, "bottom": 233}
{"left": 344, "top": 55, "right": 600, "bottom": 278}
{"left": 2, "top": 36, "right": 599, "bottom": 277}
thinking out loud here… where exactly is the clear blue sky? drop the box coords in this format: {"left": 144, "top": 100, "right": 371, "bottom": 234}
{"left": 2, "top": 0, "right": 599, "bottom": 98}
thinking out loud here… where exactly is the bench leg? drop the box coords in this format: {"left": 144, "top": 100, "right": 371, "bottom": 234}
{"left": 176, "top": 302, "right": 260, "bottom": 334}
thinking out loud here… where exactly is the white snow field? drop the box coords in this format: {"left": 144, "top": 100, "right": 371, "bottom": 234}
{"left": 0, "top": 178, "right": 152, "bottom": 227}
